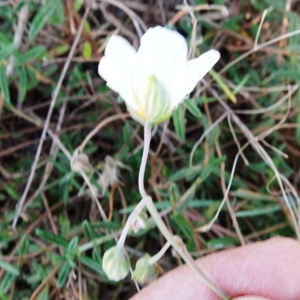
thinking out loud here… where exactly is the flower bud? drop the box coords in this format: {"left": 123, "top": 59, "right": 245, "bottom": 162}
{"left": 132, "top": 254, "right": 159, "bottom": 284}
{"left": 102, "top": 246, "right": 130, "bottom": 281}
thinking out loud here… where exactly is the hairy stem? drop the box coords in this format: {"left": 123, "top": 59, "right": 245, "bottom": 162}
{"left": 117, "top": 196, "right": 150, "bottom": 248}
{"left": 138, "top": 123, "right": 229, "bottom": 300}
{"left": 138, "top": 123, "right": 151, "bottom": 198}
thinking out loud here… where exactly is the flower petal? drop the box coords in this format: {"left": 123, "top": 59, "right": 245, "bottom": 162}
{"left": 98, "top": 35, "right": 139, "bottom": 110}
{"left": 187, "top": 50, "right": 220, "bottom": 92}
{"left": 134, "top": 26, "right": 187, "bottom": 101}
{"left": 170, "top": 49, "right": 220, "bottom": 108}
{"left": 103, "top": 35, "right": 136, "bottom": 68}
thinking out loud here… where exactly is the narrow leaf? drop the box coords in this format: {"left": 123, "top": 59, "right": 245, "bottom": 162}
{"left": 82, "top": 220, "right": 95, "bottom": 241}
{"left": 206, "top": 237, "right": 238, "bottom": 249}
{"left": 36, "top": 229, "right": 68, "bottom": 248}
{"left": 0, "top": 44, "right": 16, "bottom": 60}
{"left": 171, "top": 214, "right": 194, "bottom": 239}
{"left": 0, "top": 260, "right": 20, "bottom": 276}
{"left": 0, "top": 273, "right": 16, "bottom": 294}
{"left": 184, "top": 99, "right": 202, "bottom": 119}
{"left": 18, "top": 235, "right": 30, "bottom": 256}
{"left": 36, "top": 285, "right": 49, "bottom": 300}
{"left": 78, "top": 256, "right": 104, "bottom": 276}
{"left": 29, "top": 0, "right": 61, "bottom": 40}
{"left": 235, "top": 205, "right": 281, "bottom": 217}
{"left": 210, "top": 69, "right": 237, "bottom": 103}
{"left": 82, "top": 42, "right": 92, "bottom": 59}
{"left": 0, "top": 66, "right": 10, "bottom": 104}
{"left": 17, "top": 67, "right": 27, "bottom": 102}
{"left": 15, "top": 46, "right": 46, "bottom": 65}
{"left": 172, "top": 104, "right": 185, "bottom": 140}
{"left": 57, "top": 262, "right": 71, "bottom": 288}
{"left": 47, "top": 44, "right": 69, "bottom": 58}
{"left": 67, "top": 237, "right": 79, "bottom": 254}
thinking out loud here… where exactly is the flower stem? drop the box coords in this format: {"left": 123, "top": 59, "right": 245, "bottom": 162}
{"left": 117, "top": 196, "right": 150, "bottom": 249}
{"left": 148, "top": 240, "right": 171, "bottom": 265}
{"left": 139, "top": 124, "right": 230, "bottom": 300}
{"left": 146, "top": 199, "right": 229, "bottom": 300}
{"left": 138, "top": 123, "right": 151, "bottom": 198}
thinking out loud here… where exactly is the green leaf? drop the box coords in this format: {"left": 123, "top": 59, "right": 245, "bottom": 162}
{"left": 82, "top": 220, "right": 95, "bottom": 241}
{"left": 36, "top": 285, "right": 49, "bottom": 300}
{"left": 0, "top": 293, "right": 9, "bottom": 300}
{"left": 171, "top": 214, "right": 194, "bottom": 240}
{"left": 172, "top": 104, "right": 185, "bottom": 140}
{"left": 82, "top": 42, "right": 92, "bottom": 59}
{"left": 48, "top": 0, "right": 65, "bottom": 25}
{"left": 29, "top": 0, "right": 61, "bottom": 40}
{"left": 168, "top": 184, "right": 180, "bottom": 211}
{"left": 0, "top": 273, "right": 16, "bottom": 294}
{"left": 59, "top": 216, "right": 71, "bottom": 237}
{"left": 205, "top": 201, "right": 222, "bottom": 220}
{"left": 47, "top": 44, "right": 69, "bottom": 58}
{"left": 232, "top": 74, "right": 249, "bottom": 94}
{"left": 0, "top": 43, "right": 16, "bottom": 60}
{"left": 78, "top": 256, "right": 104, "bottom": 276}
{"left": 199, "top": 157, "right": 226, "bottom": 182}
{"left": 18, "top": 235, "right": 30, "bottom": 256}
{"left": 84, "top": 21, "right": 91, "bottom": 33}
{"left": 206, "top": 237, "right": 238, "bottom": 249}
{"left": 67, "top": 236, "right": 79, "bottom": 255}
{"left": 16, "top": 67, "right": 27, "bottom": 102}
{"left": 74, "top": 0, "right": 83, "bottom": 11}
{"left": 3, "top": 184, "right": 19, "bottom": 200}
{"left": 235, "top": 205, "right": 281, "bottom": 217}
{"left": 273, "top": 70, "right": 300, "bottom": 80}
{"left": 0, "top": 66, "right": 10, "bottom": 104}
{"left": 36, "top": 229, "right": 68, "bottom": 248}
{"left": 184, "top": 99, "right": 202, "bottom": 119}
{"left": 231, "top": 188, "right": 274, "bottom": 201}
{"left": 169, "top": 167, "right": 199, "bottom": 182}
{"left": 0, "top": 260, "right": 20, "bottom": 276}
{"left": 15, "top": 46, "right": 46, "bottom": 65}
{"left": 56, "top": 262, "right": 71, "bottom": 288}
{"left": 209, "top": 69, "right": 237, "bottom": 103}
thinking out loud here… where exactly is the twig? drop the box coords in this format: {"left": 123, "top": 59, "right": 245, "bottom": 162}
{"left": 204, "top": 103, "right": 245, "bottom": 245}
{"left": 201, "top": 85, "right": 300, "bottom": 239}
{"left": 189, "top": 112, "right": 228, "bottom": 168}
{"left": 12, "top": 6, "right": 91, "bottom": 230}
{"left": 29, "top": 267, "right": 59, "bottom": 300}
{"left": 101, "top": 0, "right": 147, "bottom": 37}
{"left": 254, "top": 8, "right": 270, "bottom": 51}
{"left": 219, "top": 28, "right": 300, "bottom": 76}
{"left": 75, "top": 113, "right": 130, "bottom": 153}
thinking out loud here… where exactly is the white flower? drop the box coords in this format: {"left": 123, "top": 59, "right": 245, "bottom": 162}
{"left": 98, "top": 26, "right": 220, "bottom": 125}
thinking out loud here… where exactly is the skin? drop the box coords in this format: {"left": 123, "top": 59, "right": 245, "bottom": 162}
{"left": 131, "top": 237, "right": 300, "bottom": 300}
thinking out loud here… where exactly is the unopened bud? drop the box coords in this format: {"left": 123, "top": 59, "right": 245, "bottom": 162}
{"left": 102, "top": 246, "right": 130, "bottom": 281}
{"left": 132, "top": 254, "right": 159, "bottom": 284}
